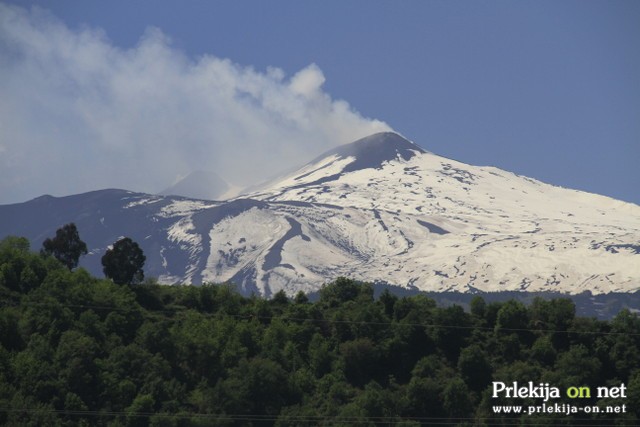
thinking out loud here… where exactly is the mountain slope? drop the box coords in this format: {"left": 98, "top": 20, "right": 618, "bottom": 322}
{"left": 247, "top": 132, "right": 425, "bottom": 197}
{"left": 1, "top": 133, "right": 638, "bottom": 295}
{"left": 240, "top": 132, "right": 640, "bottom": 293}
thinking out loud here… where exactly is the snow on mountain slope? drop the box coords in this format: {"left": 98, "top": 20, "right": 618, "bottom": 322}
{"left": 1, "top": 132, "right": 638, "bottom": 295}
{"left": 247, "top": 132, "right": 425, "bottom": 196}
{"left": 235, "top": 132, "right": 640, "bottom": 294}
{"left": 249, "top": 132, "right": 636, "bottom": 233}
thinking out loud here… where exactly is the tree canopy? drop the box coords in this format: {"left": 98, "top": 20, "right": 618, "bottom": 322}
{"left": 40, "top": 223, "right": 88, "bottom": 270}
{"left": 0, "top": 235, "right": 638, "bottom": 426}
{"left": 101, "top": 237, "right": 146, "bottom": 285}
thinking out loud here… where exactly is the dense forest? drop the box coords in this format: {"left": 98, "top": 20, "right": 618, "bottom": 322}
{"left": 0, "top": 235, "right": 639, "bottom": 426}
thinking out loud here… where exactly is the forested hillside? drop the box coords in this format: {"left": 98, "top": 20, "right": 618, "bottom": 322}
{"left": 0, "top": 236, "right": 639, "bottom": 426}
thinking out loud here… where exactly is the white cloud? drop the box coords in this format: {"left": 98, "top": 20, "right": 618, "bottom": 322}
{"left": 0, "top": 3, "right": 390, "bottom": 204}
{"left": 289, "top": 64, "right": 325, "bottom": 97}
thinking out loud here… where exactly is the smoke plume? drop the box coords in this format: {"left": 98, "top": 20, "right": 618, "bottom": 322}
{"left": 0, "top": 3, "right": 390, "bottom": 203}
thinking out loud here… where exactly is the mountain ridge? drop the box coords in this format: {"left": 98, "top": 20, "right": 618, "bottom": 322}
{"left": 1, "top": 132, "right": 638, "bottom": 295}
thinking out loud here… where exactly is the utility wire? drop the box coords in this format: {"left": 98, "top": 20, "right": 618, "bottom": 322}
{"left": 0, "top": 407, "right": 634, "bottom": 425}
{"left": 1, "top": 300, "right": 638, "bottom": 337}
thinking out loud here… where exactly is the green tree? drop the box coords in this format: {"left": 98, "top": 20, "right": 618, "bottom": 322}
{"left": 0, "top": 235, "right": 30, "bottom": 253}
{"left": 126, "top": 393, "right": 155, "bottom": 427}
{"left": 530, "top": 335, "right": 557, "bottom": 366}
{"left": 458, "top": 345, "right": 492, "bottom": 392}
{"left": 553, "top": 344, "right": 602, "bottom": 388}
{"left": 318, "top": 277, "right": 370, "bottom": 308}
{"left": 530, "top": 297, "right": 575, "bottom": 350}
{"left": 628, "top": 370, "right": 640, "bottom": 418}
{"left": 102, "top": 237, "right": 146, "bottom": 285}
{"left": 378, "top": 288, "right": 398, "bottom": 317}
{"left": 442, "top": 377, "right": 473, "bottom": 418}
{"left": 340, "top": 338, "right": 380, "bottom": 386}
{"left": 495, "top": 300, "right": 529, "bottom": 332}
{"left": 55, "top": 331, "right": 99, "bottom": 406}
{"left": 608, "top": 309, "right": 640, "bottom": 379}
{"left": 433, "top": 305, "right": 470, "bottom": 361}
{"left": 41, "top": 223, "right": 88, "bottom": 270}
{"left": 293, "top": 290, "right": 309, "bottom": 304}
{"left": 215, "top": 357, "right": 291, "bottom": 416}
{"left": 308, "top": 333, "right": 332, "bottom": 378}
{"left": 470, "top": 295, "right": 486, "bottom": 319}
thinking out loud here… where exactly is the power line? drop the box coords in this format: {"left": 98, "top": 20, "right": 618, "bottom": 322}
{"left": 0, "top": 407, "right": 634, "bottom": 426}
{"left": 2, "top": 300, "right": 639, "bottom": 337}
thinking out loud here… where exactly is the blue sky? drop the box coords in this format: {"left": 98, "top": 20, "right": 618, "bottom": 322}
{"left": 1, "top": 1, "right": 638, "bottom": 204}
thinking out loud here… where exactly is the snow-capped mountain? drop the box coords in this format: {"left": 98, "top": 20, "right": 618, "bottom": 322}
{"left": 1, "top": 132, "right": 638, "bottom": 295}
